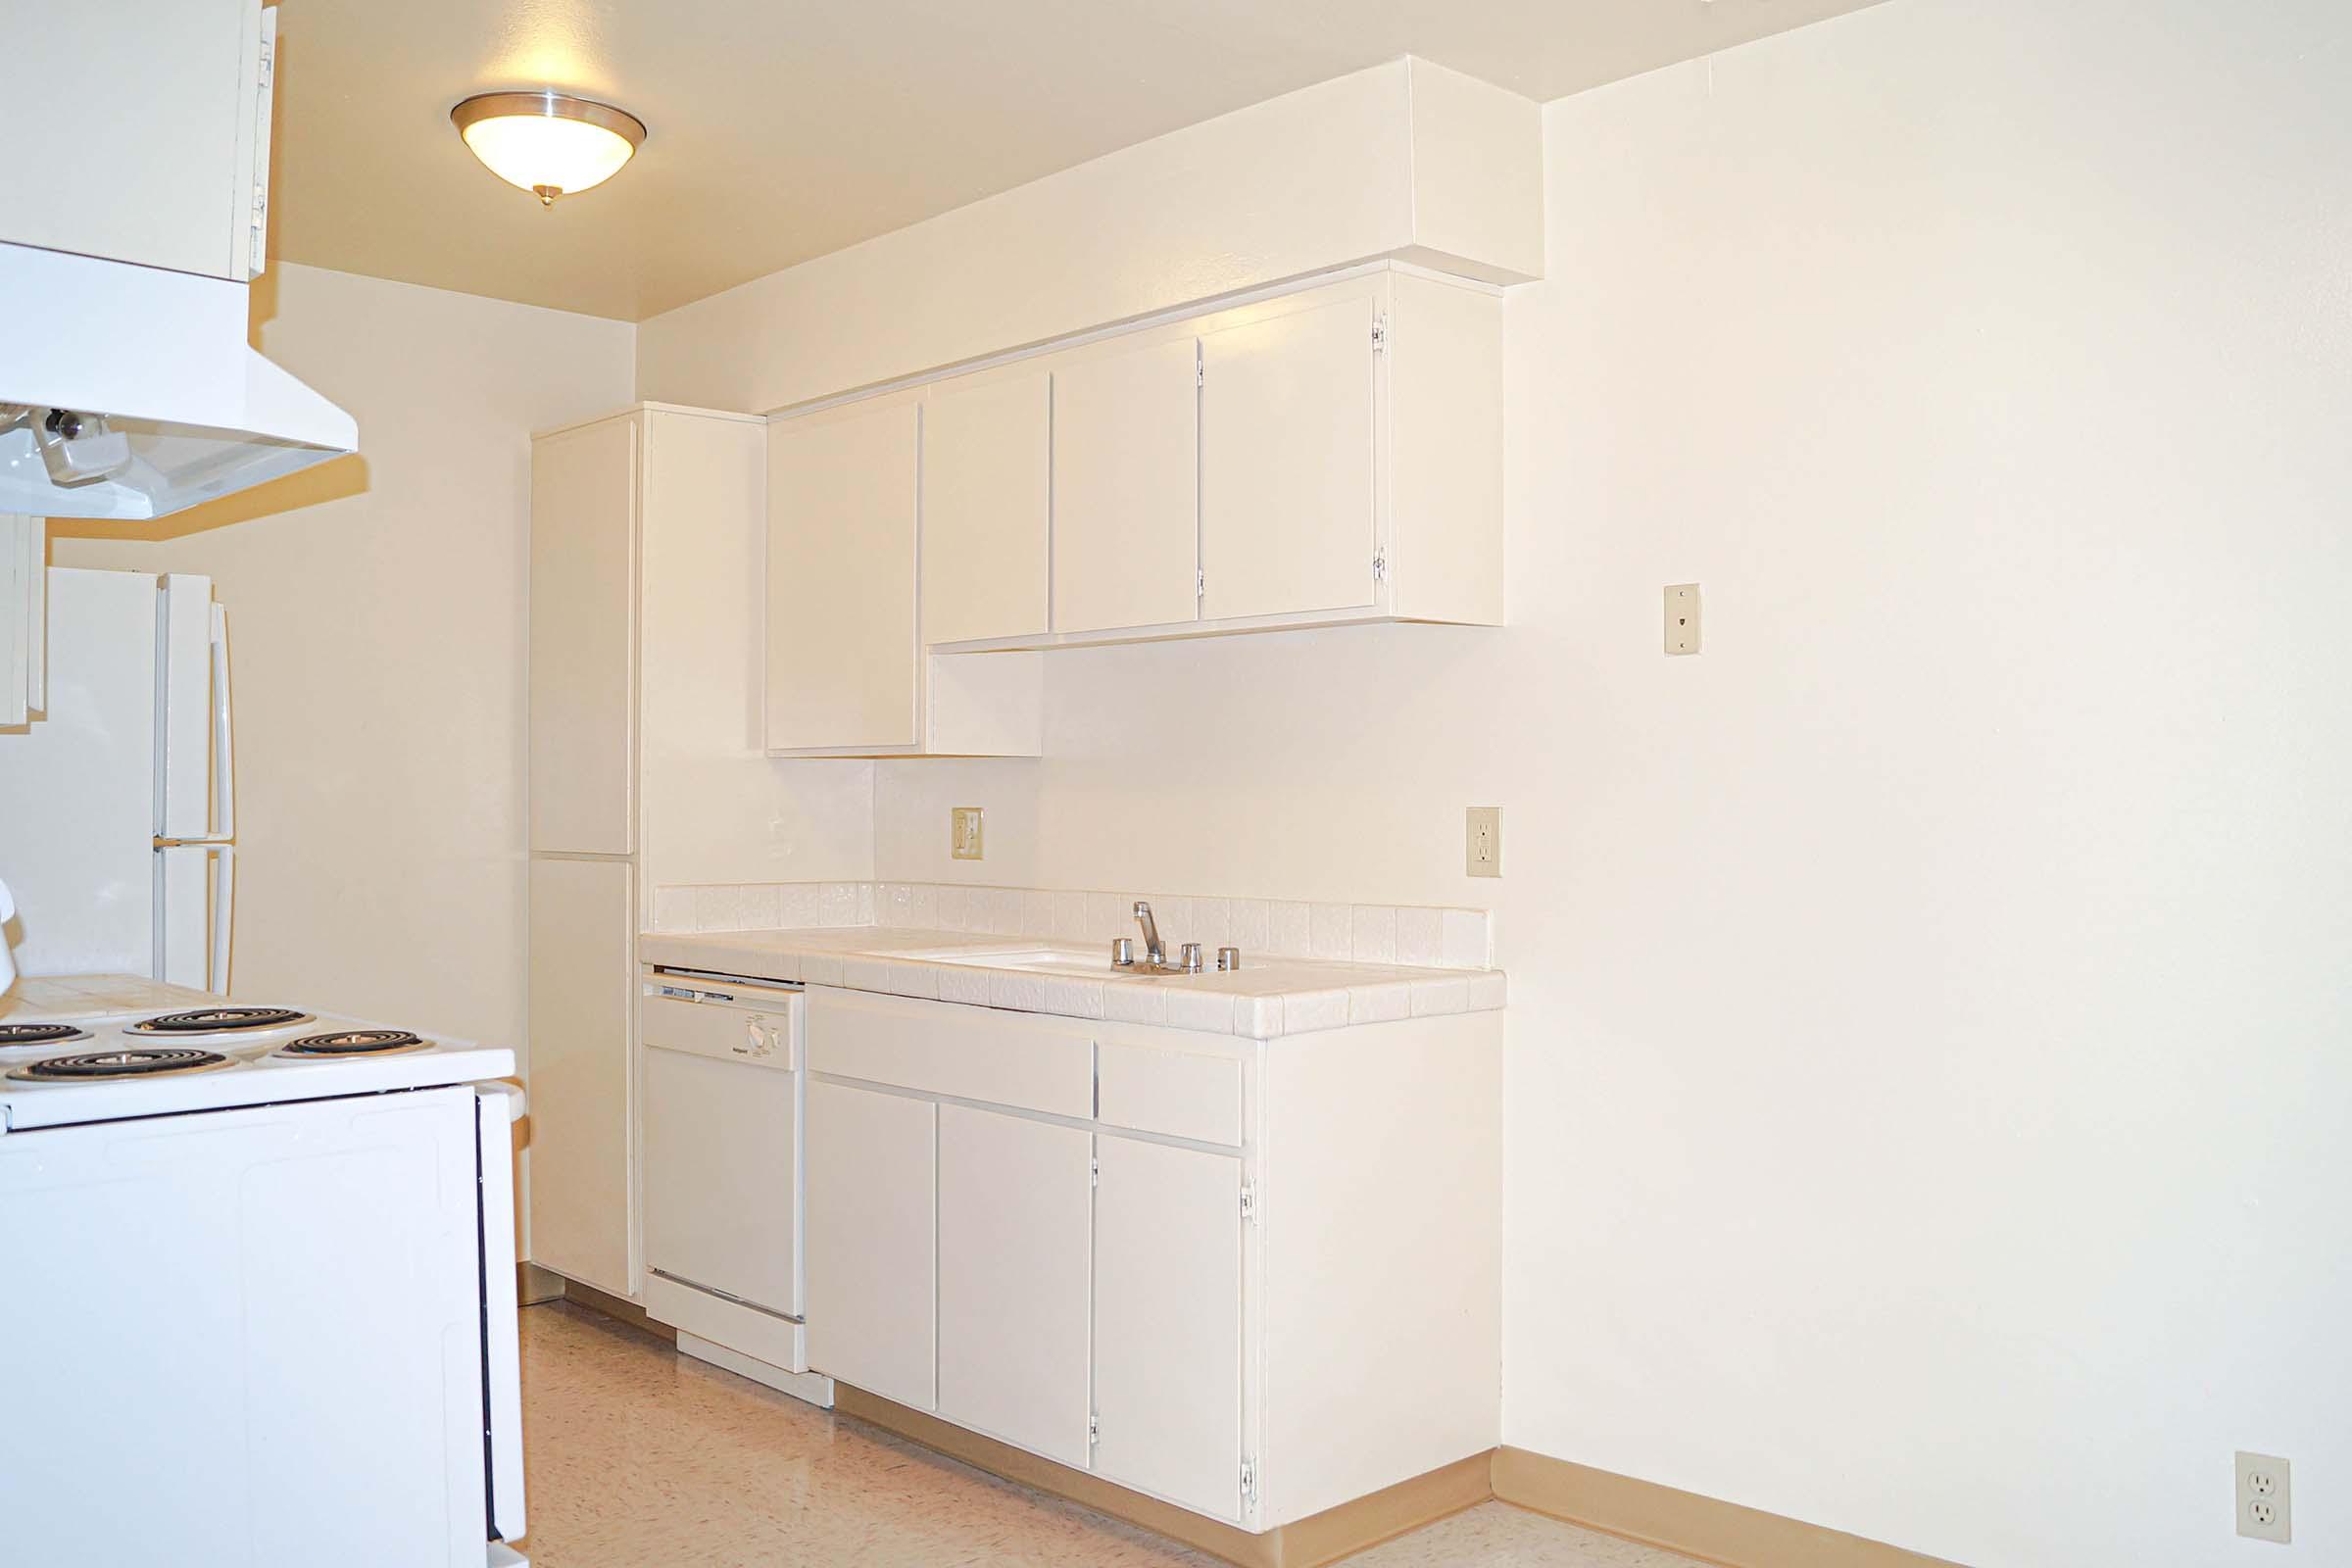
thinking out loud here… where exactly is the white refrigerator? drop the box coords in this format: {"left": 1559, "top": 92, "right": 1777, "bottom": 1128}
{"left": 0, "top": 566, "right": 234, "bottom": 990}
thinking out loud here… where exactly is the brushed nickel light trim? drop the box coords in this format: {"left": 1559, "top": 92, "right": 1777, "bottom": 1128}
{"left": 451, "top": 90, "right": 648, "bottom": 207}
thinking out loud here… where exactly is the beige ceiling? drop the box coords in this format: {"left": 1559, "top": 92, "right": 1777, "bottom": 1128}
{"left": 270, "top": 0, "right": 1886, "bottom": 320}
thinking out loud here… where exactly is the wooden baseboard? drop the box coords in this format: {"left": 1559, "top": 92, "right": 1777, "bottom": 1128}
{"left": 1490, "top": 1447, "right": 1965, "bottom": 1568}
{"left": 835, "top": 1385, "right": 1489, "bottom": 1568}
{"left": 514, "top": 1300, "right": 1954, "bottom": 1568}
{"left": 523, "top": 1267, "right": 677, "bottom": 1345}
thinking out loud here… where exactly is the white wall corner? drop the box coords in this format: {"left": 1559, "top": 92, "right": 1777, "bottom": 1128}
{"left": 1400, "top": 56, "right": 1545, "bottom": 284}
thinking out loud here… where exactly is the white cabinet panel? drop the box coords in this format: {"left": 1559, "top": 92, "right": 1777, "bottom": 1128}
{"left": 767, "top": 399, "right": 919, "bottom": 752}
{"left": 1093, "top": 1137, "right": 1243, "bottom": 1520}
{"left": 1053, "top": 335, "right": 1200, "bottom": 634}
{"left": 806, "top": 1078, "right": 937, "bottom": 1409}
{"left": 0, "top": 0, "right": 269, "bottom": 279}
{"left": 529, "top": 416, "right": 637, "bottom": 856}
{"left": 526, "top": 857, "right": 636, "bottom": 1297}
{"left": 922, "top": 372, "right": 1050, "bottom": 644}
{"left": 937, "top": 1106, "right": 1095, "bottom": 1467}
{"left": 1199, "top": 295, "right": 1378, "bottom": 621}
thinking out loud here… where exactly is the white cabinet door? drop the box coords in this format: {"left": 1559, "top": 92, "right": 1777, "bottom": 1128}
{"left": 767, "top": 400, "right": 920, "bottom": 751}
{"left": 1093, "top": 1138, "right": 1244, "bottom": 1519}
{"left": 530, "top": 416, "right": 638, "bottom": 856}
{"left": 806, "top": 1078, "right": 937, "bottom": 1409}
{"left": 1052, "top": 335, "right": 1200, "bottom": 634}
{"left": 1, "top": 0, "right": 269, "bottom": 279}
{"left": 937, "top": 1105, "right": 1094, "bottom": 1467}
{"left": 1200, "top": 295, "right": 1379, "bottom": 621}
{"left": 1, "top": 515, "right": 41, "bottom": 727}
{"left": 922, "top": 372, "right": 1050, "bottom": 644}
{"left": 525, "top": 857, "right": 636, "bottom": 1297}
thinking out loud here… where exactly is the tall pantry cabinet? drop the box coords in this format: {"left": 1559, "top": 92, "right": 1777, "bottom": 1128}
{"left": 525, "top": 404, "right": 765, "bottom": 1299}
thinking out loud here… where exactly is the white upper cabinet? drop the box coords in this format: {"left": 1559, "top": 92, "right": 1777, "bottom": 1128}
{"left": 1052, "top": 334, "right": 1201, "bottom": 635}
{"left": 921, "top": 371, "right": 1050, "bottom": 644}
{"left": 765, "top": 394, "right": 1043, "bottom": 759}
{"left": 3, "top": 0, "right": 276, "bottom": 280}
{"left": 529, "top": 415, "right": 638, "bottom": 857}
{"left": 1199, "top": 294, "right": 1380, "bottom": 622}
{"left": 766, "top": 397, "right": 921, "bottom": 753}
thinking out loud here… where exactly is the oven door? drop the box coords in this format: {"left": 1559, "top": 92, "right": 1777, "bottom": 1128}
{"left": 477, "top": 1083, "right": 528, "bottom": 1549}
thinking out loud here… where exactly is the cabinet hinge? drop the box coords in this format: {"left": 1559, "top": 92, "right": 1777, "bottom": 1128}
{"left": 1090, "top": 1155, "right": 1100, "bottom": 1190}
{"left": 1239, "top": 1182, "right": 1257, "bottom": 1224}
{"left": 1197, "top": 350, "right": 1205, "bottom": 388}
{"left": 1240, "top": 1457, "right": 1258, "bottom": 1506}
{"left": 1371, "top": 314, "right": 1389, "bottom": 354}
{"left": 1371, "top": 554, "right": 1389, "bottom": 583}
{"left": 1196, "top": 567, "right": 1205, "bottom": 600}
{"left": 1090, "top": 1411, "right": 1101, "bottom": 1446}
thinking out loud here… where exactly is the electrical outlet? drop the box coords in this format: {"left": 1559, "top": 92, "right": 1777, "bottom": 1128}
{"left": 2237, "top": 1451, "right": 2291, "bottom": 1544}
{"left": 1465, "top": 807, "right": 1501, "bottom": 878}
{"left": 1665, "top": 583, "right": 1701, "bottom": 655}
{"left": 950, "top": 807, "right": 984, "bottom": 861}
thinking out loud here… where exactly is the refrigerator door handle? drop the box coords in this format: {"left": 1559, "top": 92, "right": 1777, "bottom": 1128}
{"left": 210, "top": 843, "right": 234, "bottom": 995}
{"left": 210, "top": 603, "right": 234, "bottom": 840}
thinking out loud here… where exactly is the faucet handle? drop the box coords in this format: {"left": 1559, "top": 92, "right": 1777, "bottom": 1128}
{"left": 1111, "top": 937, "right": 1135, "bottom": 967}
{"left": 1179, "top": 942, "right": 1204, "bottom": 973}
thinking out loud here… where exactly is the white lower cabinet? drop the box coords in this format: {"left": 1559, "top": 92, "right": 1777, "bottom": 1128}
{"left": 936, "top": 1105, "right": 1095, "bottom": 1466}
{"left": 805, "top": 1079, "right": 938, "bottom": 1410}
{"left": 801, "top": 986, "right": 1503, "bottom": 1539}
{"left": 525, "top": 857, "right": 636, "bottom": 1298}
{"left": 1092, "top": 1136, "right": 1244, "bottom": 1520}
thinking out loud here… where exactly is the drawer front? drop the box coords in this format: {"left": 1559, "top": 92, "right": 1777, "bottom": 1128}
{"left": 807, "top": 988, "right": 1094, "bottom": 1118}
{"left": 643, "top": 990, "right": 800, "bottom": 1070}
{"left": 1097, "top": 1044, "right": 1244, "bottom": 1147}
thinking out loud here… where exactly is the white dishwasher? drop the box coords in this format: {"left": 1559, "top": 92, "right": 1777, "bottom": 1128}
{"left": 639, "top": 969, "right": 829, "bottom": 1402}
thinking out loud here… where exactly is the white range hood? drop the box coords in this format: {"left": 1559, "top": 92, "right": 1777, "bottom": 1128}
{"left": 0, "top": 242, "right": 356, "bottom": 521}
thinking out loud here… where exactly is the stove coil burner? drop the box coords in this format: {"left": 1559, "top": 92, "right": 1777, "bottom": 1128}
{"left": 0, "top": 1023, "right": 93, "bottom": 1047}
{"left": 276, "top": 1030, "right": 427, "bottom": 1057}
{"left": 9, "top": 1048, "right": 231, "bottom": 1081}
{"left": 126, "top": 1007, "right": 313, "bottom": 1037}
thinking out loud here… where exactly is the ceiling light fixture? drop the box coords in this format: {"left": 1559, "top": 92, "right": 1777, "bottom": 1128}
{"left": 451, "top": 90, "right": 646, "bottom": 207}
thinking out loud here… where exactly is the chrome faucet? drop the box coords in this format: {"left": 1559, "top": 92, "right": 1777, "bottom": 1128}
{"left": 1133, "top": 901, "right": 1166, "bottom": 966}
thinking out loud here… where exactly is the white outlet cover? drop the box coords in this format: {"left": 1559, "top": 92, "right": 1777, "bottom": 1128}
{"left": 1465, "top": 806, "right": 1501, "bottom": 878}
{"left": 2236, "top": 1450, "right": 2291, "bottom": 1544}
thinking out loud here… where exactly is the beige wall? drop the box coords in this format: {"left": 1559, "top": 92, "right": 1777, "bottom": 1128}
{"left": 634, "top": 57, "right": 1539, "bottom": 415}
{"left": 55, "top": 263, "right": 636, "bottom": 1054}
{"left": 870, "top": 2, "right": 2352, "bottom": 1563}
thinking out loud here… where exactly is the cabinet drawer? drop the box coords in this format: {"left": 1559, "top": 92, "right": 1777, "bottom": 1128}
{"left": 1097, "top": 1044, "right": 1243, "bottom": 1147}
{"left": 807, "top": 989, "right": 1093, "bottom": 1118}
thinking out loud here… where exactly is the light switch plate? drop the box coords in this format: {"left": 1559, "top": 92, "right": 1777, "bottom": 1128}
{"left": 1466, "top": 807, "right": 1501, "bottom": 878}
{"left": 951, "top": 807, "right": 984, "bottom": 861}
{"left": 1665, "top": 583, "right": 1701, "bottom": 655}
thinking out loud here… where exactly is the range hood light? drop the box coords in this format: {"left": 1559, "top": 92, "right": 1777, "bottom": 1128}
{"left": 451, "top": 90, "right": 646, "bottom": 207}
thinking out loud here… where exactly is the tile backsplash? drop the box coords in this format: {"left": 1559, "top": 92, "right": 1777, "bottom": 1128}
{"left": 649, "top": 881, "right": 1494, "bottom": 969}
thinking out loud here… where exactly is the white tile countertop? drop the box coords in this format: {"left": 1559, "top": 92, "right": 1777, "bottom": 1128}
{"left": 640, "top": 927, "right": 1506, "bottom": 1040}
{"left": 0, "top": 973, "right": 220, "bottom": 1021}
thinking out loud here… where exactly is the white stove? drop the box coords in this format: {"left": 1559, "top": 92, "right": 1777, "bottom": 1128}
{"left": 0, "top": 990, "right": 516, "bottom": 1135}
{"left": 0, "top": 975, "right": 528, "bottom": 1567}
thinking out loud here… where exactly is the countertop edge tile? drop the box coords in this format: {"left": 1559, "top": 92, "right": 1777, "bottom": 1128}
{"left": 642, "top": 927, "right": 1504, "bottom": 1039}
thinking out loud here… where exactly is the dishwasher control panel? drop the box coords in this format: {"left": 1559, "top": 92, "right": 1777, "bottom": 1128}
{"left": 642, "top": 972, "right": 803, "bottom": 1072}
